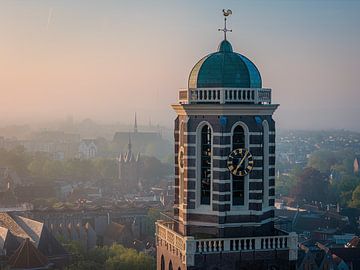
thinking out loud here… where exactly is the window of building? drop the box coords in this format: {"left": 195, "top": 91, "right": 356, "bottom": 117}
{"left": 232, "top": 125, "right": 245, "bottom": 205}
{"left": 169, "top": 260, "right": 173, "bottom": 270}
{"left": 200, "top": 125, "right": 212, "bottom": 205}
{"left": 262, "top": 120, "right": 269, "bottom": 207}
{"left": 179, "top": 121, "right": 185, "bottom": 205}
{"left": 161, "top": 255, "right": 165, "bottom": 270}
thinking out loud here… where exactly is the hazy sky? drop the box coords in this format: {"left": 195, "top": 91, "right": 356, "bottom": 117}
{"left": 1, "top": 0, "right": 360, "bottom": 130}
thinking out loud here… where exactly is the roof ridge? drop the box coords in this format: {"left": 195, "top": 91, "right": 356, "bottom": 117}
{"left": 8, "top": 238, "right": 48, "bottom": 268}
{"left": 11, "top": 215, "right": 44, "bottom": 247}
{"left": 0, "top": 212, "right": 29, "bottom": 240}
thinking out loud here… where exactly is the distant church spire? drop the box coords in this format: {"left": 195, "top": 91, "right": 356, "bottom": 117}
{"left": 218, "top": 9, "right": 232, "bottom": 40}
{"left": 134, "top": 113, "right": 138, "bottom": 133}
{"left": 128, "top": 132, "right": 132, "bottom": 153}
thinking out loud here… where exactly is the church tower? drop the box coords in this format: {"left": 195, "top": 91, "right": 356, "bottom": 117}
{"left": 156, "top": 11, "right": 297, "bottom": 270}
{"left": 118, "top": 134, "right": 140, "bottom": 191}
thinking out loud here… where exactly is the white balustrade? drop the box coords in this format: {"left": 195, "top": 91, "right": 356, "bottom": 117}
{"left": 178, "top": 88, "right": 272, "bottom": 105}
{"left": 191, "top": 235, "right": 289, "bottom": 253}
{"left": 156, "top": 220, "right": 298, "bottom": 267}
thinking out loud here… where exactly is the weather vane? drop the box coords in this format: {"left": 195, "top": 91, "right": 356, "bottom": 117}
{"left": 218, "top": 9, "right": 232, "bottom": 40}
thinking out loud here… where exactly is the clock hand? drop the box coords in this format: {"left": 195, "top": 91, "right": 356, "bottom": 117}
{"left": 235, "top": 150, "right": 248, "bottom": 171}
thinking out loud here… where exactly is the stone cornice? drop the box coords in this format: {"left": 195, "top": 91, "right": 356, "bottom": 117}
{"left": 171, "top": 103, "right": 279, "bottom": 116}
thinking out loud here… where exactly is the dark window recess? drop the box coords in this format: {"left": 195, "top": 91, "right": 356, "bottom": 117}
{"left": 233, "top": 125, "right": 245, "bottom": 205}
{"left": 262, "top": 128, "right": 265, "bottom": 202}
{"left": 201, "top": 125, "right": 212, "bottom": 205}
{"left": 161, "top": 255, "right": 165, "bottom": 270}
{"left": 169, "top": 260, "right": 173, "bottom": 270}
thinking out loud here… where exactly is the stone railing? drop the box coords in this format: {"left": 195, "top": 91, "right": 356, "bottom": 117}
{"left": 156, "top": 220, "right": 298, "bottom": 267}
{"left": 157, "top": 221, "right": 185, "bottom": 251}
{"left": 178, "top": 88, "right": 272, "bottom": 105}
{"left": 194, "top": 234, "right": 291, "bottom": 253}
{"left": 156, "top": 221, "right": 192, "bottom": 265}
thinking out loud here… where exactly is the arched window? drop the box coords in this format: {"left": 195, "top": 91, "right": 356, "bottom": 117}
{"left": 200, "top": 125, "right": 212, "bottom": 205}
{"left": 161, "top": 255, "right": 165, "bottom": 270}
{"left": 169, "top": 260, "right": 173, "bottom": 270}
{"left": 232, "top": 125, "right": 245, "bottom": 205}
{"left": 179, "top": 121, "right": 185, "bottom": 205}
{"left": 178, "top": 267, "right": 181, "bottom": 270}
{"left": 262, "top": 121, "right": 269, "bottom": 207}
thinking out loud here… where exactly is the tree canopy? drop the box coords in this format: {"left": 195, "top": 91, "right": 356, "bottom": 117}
{"left": 63, "top": 242, "right": 155, "bottom": 270}
{"left": 349, "top": 184, "right": 360, "bottom": 208}
{"left": 291, "top": 167, "right": 331, "bottom": 204}
{"left": 0, "top": 147, "right": 171, "bottom": 186}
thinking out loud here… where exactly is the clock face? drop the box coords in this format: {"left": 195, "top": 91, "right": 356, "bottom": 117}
{"left": 178, "top": 146, "right": 185, "bottom": 173}
{"left": 227, "top": 148, "right": 254, "bottom": 176}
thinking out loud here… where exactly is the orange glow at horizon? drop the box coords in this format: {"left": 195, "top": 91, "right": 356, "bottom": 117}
{"left": 1, "top": 1, "right": 360, "bottom": 130}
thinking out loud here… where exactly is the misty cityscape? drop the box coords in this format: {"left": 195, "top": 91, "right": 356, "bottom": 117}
{"left": 1, "top": 1, "right": 360, "bottom": 270}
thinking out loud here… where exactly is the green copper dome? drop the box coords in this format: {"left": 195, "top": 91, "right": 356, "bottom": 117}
{"left": 188, "top": 40, "right": 262, "bottom": 89}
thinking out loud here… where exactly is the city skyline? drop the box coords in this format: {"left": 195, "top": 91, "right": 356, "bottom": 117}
{"left": 1, "top": 0, "right": 360, "bottom": 131}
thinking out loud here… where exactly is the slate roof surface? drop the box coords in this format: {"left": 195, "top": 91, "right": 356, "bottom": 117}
{"left": 11, "top": 214, "right": 44, "bottom": 247}
{"left": 0, "top": 226, "right": 9, "bottom": 250}
{"left": 0, "top": 212, "right": 68, "bottom": 257}
{"left": 8, "top": 238, "right": 48, "bottom": 269}
{"left": 0, "top": 212, "right": 29, "bottom": 240}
